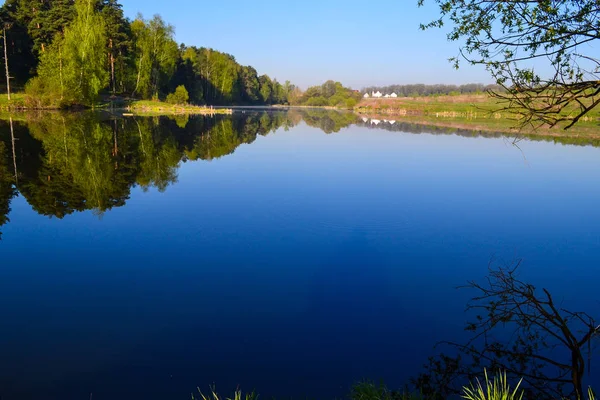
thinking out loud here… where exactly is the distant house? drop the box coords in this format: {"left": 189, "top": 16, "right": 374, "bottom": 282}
{"left": 390, "top": 93, "right": 398, "bottom": 98}
{"left": 371, "top": 119, "right": 381, "bottom": 125}
{"left": 363, "top": 93, "right": 370, "bottom": 98}
{"left": 384, "top": 94, "right": 390, "bottom": 98}
{"left": 372, "top": 91, "right": 383, "bottom": 98}
{"left": 362, "top": 117, "right": 369, "bottom": 122}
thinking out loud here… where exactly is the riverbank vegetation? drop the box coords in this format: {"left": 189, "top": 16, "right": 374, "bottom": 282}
{"left": 0, "top": 0, "right": 297, "bottom": 109}
{"left": 362, "top": 83, "right": 504, "bottom": 98}
{"left": 355, "top": 94, "right": 600, "bottom": 138}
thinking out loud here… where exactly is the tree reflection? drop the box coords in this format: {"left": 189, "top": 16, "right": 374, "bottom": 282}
{"left": 0, "top": 109, "right": 356, "bottom": 235}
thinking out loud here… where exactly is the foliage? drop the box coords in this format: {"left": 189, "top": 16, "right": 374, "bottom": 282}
{"left": 25, "top": 0, "right": 108, "bottom": 106}
{"left": 419, "top": 0, "right": 600, "bottom": 129}
{"left": 461, "top": 370, "right": 523, "bottom": 400}
{"left": 0, "top": 0, "right": 295, "bottom": 107}
{"left": 131, "top": 14, "right": 178, "bottom": 99}
{"left": 165, "top": 85, "right": 189, "bottom": 105}
{"left": 296, "top": 80, "right": 361, "bottom": 108}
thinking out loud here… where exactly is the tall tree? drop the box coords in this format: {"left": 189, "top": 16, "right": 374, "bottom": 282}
{"left": 27, "top": 0, "right": 107, "bottom": 105}
{"left": 419, "top": 0, "right": 600, "bottom": 129}
{"left": 61, "top": 0, "right": 108, "bottom": 104}
{"left": 131, "top": 14, "right": 178, "bottom": 99}
{"left": 239, "top": 65, "right": 260, "bottom": 104}
{"left": 258, "top": 74, "right": 272, "bottom": 104}
{"left": 100, "top": 0, "right": 132, "bottom": 94}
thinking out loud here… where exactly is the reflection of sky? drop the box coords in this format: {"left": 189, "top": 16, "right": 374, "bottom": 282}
{"left": 1, "top": 124, "right": 600, "bottom": 399}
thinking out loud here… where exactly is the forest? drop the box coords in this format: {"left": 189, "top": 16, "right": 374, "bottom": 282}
{"left": 0, "top": 0, "right": 298, "bottom": 107}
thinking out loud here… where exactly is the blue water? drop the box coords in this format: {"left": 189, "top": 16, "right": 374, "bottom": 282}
{"left": 0, "top": 112, "right": 598, "bottom": 400}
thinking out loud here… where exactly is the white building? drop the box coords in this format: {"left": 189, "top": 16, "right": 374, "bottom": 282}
{"left": 384, "top": 94, "right": 390, "bottom": 98}
{"left": 372, "top": 91, "right": 383, "bottom": 98}
{"left": 363, "top": 93, "right": 370, "bottom": 98}
{"left": 390, "top": 93, "right": 398, "bottom": 98}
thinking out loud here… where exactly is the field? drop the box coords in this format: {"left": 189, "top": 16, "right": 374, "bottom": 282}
{"left": 355, "top": 94, "right": 600, "bottom": 139}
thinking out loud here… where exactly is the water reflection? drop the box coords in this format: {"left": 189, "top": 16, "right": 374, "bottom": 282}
{"left": 0, "top": 109, "right": 598, "bottom": 239}
{"left": 0, "top": 110, "right": 361, "bottom": 238}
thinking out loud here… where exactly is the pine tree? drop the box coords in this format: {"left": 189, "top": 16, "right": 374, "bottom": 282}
{"left": 100, "top": 0, "right": 132, "bottom": 93}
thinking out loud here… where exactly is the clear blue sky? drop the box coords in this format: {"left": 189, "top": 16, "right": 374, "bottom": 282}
{"left": 119, "top": 0, "right": 492, "bottom": 89}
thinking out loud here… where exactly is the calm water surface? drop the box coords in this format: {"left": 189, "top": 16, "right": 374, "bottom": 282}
{"left": 0, "top": 110, "right": 598, "bottom": 400}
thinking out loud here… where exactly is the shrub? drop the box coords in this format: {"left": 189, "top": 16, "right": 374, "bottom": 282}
{"left": 24, "top": 77, "right": 71, "bottom": 109}
{"left": 345, "top": 98, "right": 358, "bottom": 109}
{"left": 305, "top": 96, "right": 329, "bottom": 106}
{"left": 166, "top": 85, "right": 189, "bottom": 105}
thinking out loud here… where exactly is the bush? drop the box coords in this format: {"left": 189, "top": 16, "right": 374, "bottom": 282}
{"left": 305, "top": 96, "right": 329, "bottom": 106}
{"left": 345, "top": 98, "right": 358, "bottom": 109}
{"left": 166, "top": 85, "right": 189, "bottom": 105}
{"left": 24, "top": 77, "right": 71, "bottom": 109}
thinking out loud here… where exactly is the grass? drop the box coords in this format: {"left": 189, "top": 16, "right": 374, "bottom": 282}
{"left": 355, "top": 94, "right": 600, "bottom": 139}
{"left": 192, "top": 386, "right": 258, "bottom": 400}
{"left": 461, "top": 370, "right": 523, "bottom": 400}
{"left": 0, "top": 92, "right": 27, "bottom": 109}
{"left": 128, "top": 100, "right": 232, "bottom": 116}
{"left": 187, "top": 379, "right": 596, "bottom": 400}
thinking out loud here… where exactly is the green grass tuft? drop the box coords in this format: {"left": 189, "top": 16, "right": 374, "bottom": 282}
{"left": 192, "top": 386, "right": 258, "bottom": 400}
{"left": 461, "top": 370, "right": 523, "bottom": 400}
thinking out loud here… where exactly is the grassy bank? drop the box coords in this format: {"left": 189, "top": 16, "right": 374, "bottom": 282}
{"left": 128, "top": 100, "right": 233, "bottom": 116}
{"left": 355, "top": 94, "right": 600, "bottom": 139}
{"left": 0, "top": 93, "right": 28, "bottom": 110}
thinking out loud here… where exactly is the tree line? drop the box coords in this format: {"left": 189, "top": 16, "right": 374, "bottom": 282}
{"left": 0, "top": 0, "right": 298, "bottom": 107}
{"left": 362, "top": 83, "right": 504, "bottom": 97}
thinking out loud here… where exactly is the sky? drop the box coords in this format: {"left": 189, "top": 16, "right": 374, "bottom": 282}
{"left": 119, "top": 0, "right": 493, "bottom": 89}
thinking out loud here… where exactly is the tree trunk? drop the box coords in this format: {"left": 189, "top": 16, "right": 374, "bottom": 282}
{"left": 3, "top": 28, "right": 10, "bottom": 101}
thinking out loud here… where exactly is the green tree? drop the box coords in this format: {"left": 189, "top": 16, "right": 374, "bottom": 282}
{"left": 100, "top": 0, "right": 133, "bottom": 93}
{"left": 239, "top": 65, "right": 261, "bottom": 104}
{"left": 27, "top": 0, "right": 108, "bottom": 106}
{"left": 166, "top": 84, "right": 189, "bottom": 104}
{"left": 15, "top": 0, "right": 75, "bottom": 56}
{"left": 258, "top": 74, "right": 272, "bottom": 104}
{"left": 420, "top": 0, "right": 600, "bottom": 129}
{"left": 62, "top": 0, "right": 108, "bottom": 104}
{"left": 131, "top": 14, "right": 178, "bottom": 99}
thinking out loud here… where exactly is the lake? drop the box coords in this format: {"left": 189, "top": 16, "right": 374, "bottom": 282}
{"left": 0, "top": 110, "right": 598, "bottom": 400}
